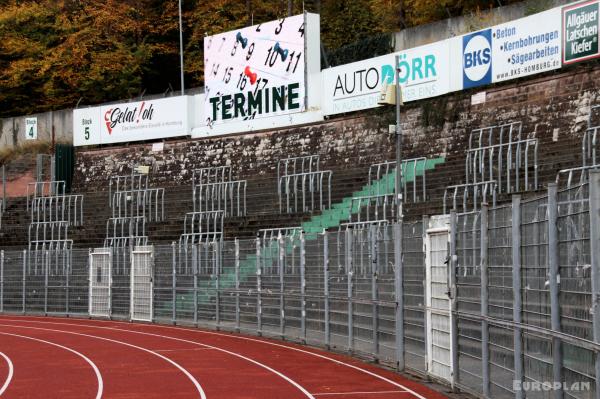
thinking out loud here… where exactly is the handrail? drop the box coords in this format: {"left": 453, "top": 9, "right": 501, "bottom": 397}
{"left": 443, "top": 180, "right": 498, "bottom": 214}
{"left": 367, "top": 157, "right": 427, "bottom": 203}
{"left": 193, "top": 180, "right": 247, "bottom": 217}
{"left": 278, "top": 170, "right": 332, "bottom": 213}
{"left": 466, "top": 138, "right": 538, "bottom": 193}
{"left": 192, "top": 166, "right": 232, "bottom": 189}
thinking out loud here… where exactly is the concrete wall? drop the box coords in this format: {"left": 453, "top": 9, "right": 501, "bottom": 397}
{"left": 393, "top": 0, "right": 571, "bottom": 50}
{"left": 0, "top": 109, "right": 72, "bottom": 150}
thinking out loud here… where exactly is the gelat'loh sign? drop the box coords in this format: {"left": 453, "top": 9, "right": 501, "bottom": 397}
{"left": 563, "top": 0, "right": 600, "bottom": 64}
{"left": 73, "top": 96, "right": 191, "bottom": 146}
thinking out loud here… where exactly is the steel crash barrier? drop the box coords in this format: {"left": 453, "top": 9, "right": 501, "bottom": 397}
{"left": 2, "top": 172, "right": 600, "bottom": 398}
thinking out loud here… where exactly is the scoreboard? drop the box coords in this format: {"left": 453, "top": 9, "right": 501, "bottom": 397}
{"left": 204, "top": 14, "right": 318, "bottom": 126}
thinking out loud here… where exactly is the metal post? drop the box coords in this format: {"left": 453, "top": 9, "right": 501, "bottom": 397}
{"left": 215, "top": 241, "right": 220, "bottom": 328}
{"left": 300, "top": 232, "right": 306, "bottom": 342}
{"left": 394, "top": 222, "right": 404, "bottom": 370}
{"left": 256, "top": 237, "right": 262, "bottom": 335}
{"left": 449, "top": 211, "right": 459, "bottom": 389}
{"left": 422, "top": 215, "right": 429, "bottom": 372}
{"left": 22, "top": 250, "right": 26, "bottom": 314}
{"left": 0, "top": 250, "right": 3, "bottom": 313}
{"left": 512, "top": 195, "right": 524, "bottom": 399}
{"left": 44, "top": 250, "right": 49, "bottom": 315}
{"left": 480, "top": 205, "right": 490, "bottom": 398}
{"left": 172, "top": 242, "right": 176, "bottom": 324}
{"left": 65, "top": 249, "right": 71, "bottom": 315}
{"left": 235, "top": 239, "right": 240, "bottom": 332}
{"left": 589, "top": 171, "right": 600, "bottom": 399}
{"left": 346, "top": 228, "right": 353, "bottom": 352}
{"left": 279, "top": 235, "right": 285, "bottom": 338}
{"left": 193, "top": 244, "right": 198, "bottom": 326}
{"left": 178, "top": 0, "right": 185, "bottom": 95}
{"left": 371, "top": 225, "right": 379, "bottom": 358}
{"left": 548, "top": 183, "right": 563, "bottom": 399}
{"left": 395, "top": 54, "right": 404, "bottom": 220}
{"left": 324, "top": 231, "right": 330, "bottom": 348}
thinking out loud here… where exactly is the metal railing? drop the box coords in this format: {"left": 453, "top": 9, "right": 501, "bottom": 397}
{"left": 104, "top": 216, "right": 148, "bottom": 248}
{"left": 192, "top": 166, "right": 232, "bottom": 187}
{"left": 279, "top": 170, "right": 333, "bottom": 213}
{"left": 559, "top": 112, "right": 600, "bottom": 189}
{"left": 349, "top": 194, "right": 396, "bottom": 223}
{"left": 108, "top": 174, "right": 149, "bottom": 208}
{"left": 443, "top": 180, "right": 498, "bottom": 214}
{"left": 277, "top": 155, "right": 320, "bottom": 183}
{"left": 179, "top": 211, "right": 224, "bottom": 246}
{"left": 28, "top": 221, "right": 70, "bottom": 244}
{"left": 111, "top": 188, "right": 165, "bottom": 222}
{"left": 26, "top": 181, "right": 66, "bottom": 210}
{"left": 466, "top": 138, "right": 538, "bottom": 193}
{"left": 367, "top": 158, "right": 427, "bottom": 203}
{"left": 257, "top": 227, "right": 302, "bottom": 240}
{"left": 468, "top": 121, "right": 523, "bottom": 150}
{"left": 193, "top": 180, "right": 247, "bottom": 217}
{"left": 556, "top": 165, "right": 600, "bottom": 188}
{"left": 30, "top": 194, "right": 84, "bottom": 226}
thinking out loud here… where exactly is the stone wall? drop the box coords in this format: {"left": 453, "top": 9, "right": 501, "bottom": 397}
{"left": 73, "top": 63, "right": 599, "bottom": 193}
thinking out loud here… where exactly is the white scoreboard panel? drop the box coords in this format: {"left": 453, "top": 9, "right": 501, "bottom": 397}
{"left": 204, "top": 14, "right": 317, "bottom": 126}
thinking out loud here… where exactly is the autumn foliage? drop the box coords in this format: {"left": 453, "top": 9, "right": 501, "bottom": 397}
{"left": 0, "top": 0, "right": 503, "bottom": 117}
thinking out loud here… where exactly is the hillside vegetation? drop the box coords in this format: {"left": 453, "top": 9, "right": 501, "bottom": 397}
{"left": 0, "top": 0, "right": 514, "bottom": 117}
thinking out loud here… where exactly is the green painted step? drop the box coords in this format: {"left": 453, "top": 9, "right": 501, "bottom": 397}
{"left": 161, "top": 157, "right": 445, "bottom": 312}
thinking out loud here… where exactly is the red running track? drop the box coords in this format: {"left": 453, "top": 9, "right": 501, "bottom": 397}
{"left": 0, "top": 315, "right": 449, "bottom": 399}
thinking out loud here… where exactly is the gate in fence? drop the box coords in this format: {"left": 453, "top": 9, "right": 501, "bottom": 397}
{"left": 424, "top": 216, "right": 453, "bottom": 384}
{"left": 131, "top": 246, "right": 154, "bottom": 322}
{"left": 89, "top": 248, "right": 111, "bottom": 317}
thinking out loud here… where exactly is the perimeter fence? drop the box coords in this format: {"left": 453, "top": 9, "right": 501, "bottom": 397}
{"left": 2, "top": 172, "right": 600, "bottom": 399}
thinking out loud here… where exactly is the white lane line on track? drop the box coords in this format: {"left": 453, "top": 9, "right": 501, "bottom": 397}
{"left": 154, "top": 348, "right": 216, "bottom": 353}
{"left": 0, "top": 324, "right": 206, "bottom": 399}
{"left": 0, "top": 319, "right": 315, "bottom": 399}
{"left": 0, "top": 351, "right": 14, "bottom": 396}
{"left": 0, "top": 332, "right": 102, "bottom": 399}
{"left": 1, "top": 317, "right": 429, "bottom": 399}
{"left": 314, "top": 391, "right": 409, "bottom": 396}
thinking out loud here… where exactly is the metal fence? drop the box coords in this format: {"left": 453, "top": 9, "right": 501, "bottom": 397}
{"left": 3, "top": 172, "right": 600, "bottom": 399}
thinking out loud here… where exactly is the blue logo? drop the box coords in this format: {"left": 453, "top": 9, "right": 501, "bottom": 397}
{"left": 463, "top": 29, "right": 492, "bottom": 89}
{"left": 381, "top": 64, "right": 394, "bottom": 84}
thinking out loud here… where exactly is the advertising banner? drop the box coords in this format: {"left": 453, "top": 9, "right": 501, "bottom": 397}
{"left": 460, "top": 8, "right": 562, "bottom": 90}
{"left": 563, "top": 0, "right": 600, "bottom": 64}
{"left": 204, "top": 14, "right": 313, "bottom": 126}
{"left": 73, "top": 96, "right": 191, "bottom": 146}
{"left": 322, "top": 40, "right": 452, "bottom": 115}
{"left": 492, "top": 8, "right": 562, "bottom": 82}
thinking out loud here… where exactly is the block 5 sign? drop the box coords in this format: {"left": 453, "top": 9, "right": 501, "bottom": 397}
{"left": 73, "top": 96, "right": 191, "bottom": 146}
